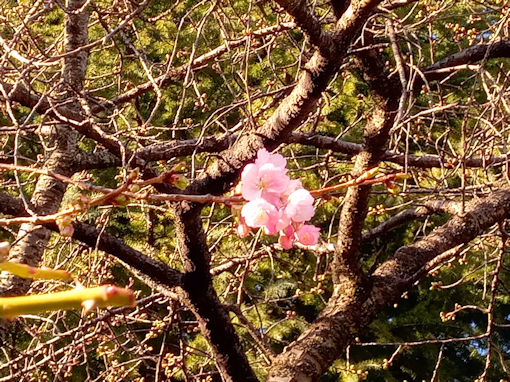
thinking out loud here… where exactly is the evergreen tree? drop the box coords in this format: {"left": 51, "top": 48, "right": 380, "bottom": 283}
{"left": 0, "top": 0, "right": 509, "bottom": 380}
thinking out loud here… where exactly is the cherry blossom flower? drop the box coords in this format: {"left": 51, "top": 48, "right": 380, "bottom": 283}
{"left": 295, "top": 225, "right": 320, "bottom": 245}
{"left": 255, "top": 149, "right": 286, "bottom": 169}
{"left": 241, "top": 198, "right": 279, "bottom": 235}
{"left": 238, "top": 148, "right": 320, "bottom": 248}
{"left": 279, "top": 233, "right": 294, "bottom": 250}
{"left": 241, "top": 163, "right": 290, "bottom": 205}
{"left": 284, "top": 188, "right": 315, "bottom": 222}
{"left": 278, "top": 225, "right": 295, "bottom": 249}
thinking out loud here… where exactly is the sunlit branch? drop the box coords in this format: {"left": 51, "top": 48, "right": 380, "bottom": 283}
{"left": 0, "top": 192, "right": 184, "bottom": 290}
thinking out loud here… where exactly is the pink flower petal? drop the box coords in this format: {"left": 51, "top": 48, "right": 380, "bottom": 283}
{"left": 275, "top": 209, "right": 291, "bottom": 232}
{"left": 279, "top": 233, "right": 294, "bottom": 250}
{"left": 296, "top": 225, "right": 320, "bottom": 246}
{"left": 241, "top": 163, "right": 262, "bottom": 201}
{"left": 263, "top": 222, "right": 278, "bottom": 235}
{"left": 255, "top": 149, "right": 287, "bottom": 169}
{"left": 258, "top": 164, "right": 289, "bottom": 193}
{"left": 237, "top": 221, "right": 250, "bottom": 237}
{"left": 241, "top": 199, "right": 279, "bottom": 234}
{"left": 282, "top": 179, "right": 303, "bottom": 199}
{"left": 281, "top": 224, "right": 295, "bottom": 238}
{"left": 285, "top": 189, "right": 315, "bottom": 222}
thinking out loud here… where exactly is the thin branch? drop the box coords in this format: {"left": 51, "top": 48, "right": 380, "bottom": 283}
{"left": 362, "top": 200, "right": 462, "bottom": 242}
{"left": 97, "top": 22, "right": 296, "bottom": 109}
{"left": 0, "top": 192, "right": 183, "bottom": 290}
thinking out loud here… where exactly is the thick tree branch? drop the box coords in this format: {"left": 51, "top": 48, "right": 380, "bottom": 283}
{"left": 73, "top": 134, "right": 234, "bottom": 170}
{"left": 274, "top": 0, "right": 336, "bottom": 54}
{"left": 268, "top": 185, "right": 510, "bottom": 382}
{"left": 71, "top": 222, "right": 183, "bottom": 290}
{"left": 172, "top": 203, "right": 258, "bottom": 382}
{"left": 330, "top": 43, "right": 401, "bottom": 284}
{"left": 75, "top": 129, "right": 509, "bottom": 171}
{"left": 0, "top": 193, "right": 25, "bottom": 217}
{"left": 0, "top": 0, "right": 90, "bottom": 296}
{"left": 423, "top": 39, "right": 510, "bottom": 83}
{"left": 368, "top": 185, "right": 510, "bottom": 308}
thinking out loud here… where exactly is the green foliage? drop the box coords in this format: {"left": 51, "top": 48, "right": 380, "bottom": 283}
{"left": 1, "top": 0, "right": 509, "bottom": 380}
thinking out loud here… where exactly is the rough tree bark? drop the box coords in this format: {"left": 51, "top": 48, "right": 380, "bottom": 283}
{"left": 0, "top": 0, "right": 89, "bottom": 296}
{"left": 267, "top": 184, "right": 510, "bottom": 382}
{"left": 268, "top": 37, "right": 402, "bottom": 382}
{"left": 173, "top": 203, "right": 259, "bottom": 382}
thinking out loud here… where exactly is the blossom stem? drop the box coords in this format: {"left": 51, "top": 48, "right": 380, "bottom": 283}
{"left": 310, "top": 172, "right": 408, "bottom": 197}
{"left": 0, "top": 262, "right": 72, "bottom": 281}
{"left": 0, "top": 285, "right": 136, "bottom": 319}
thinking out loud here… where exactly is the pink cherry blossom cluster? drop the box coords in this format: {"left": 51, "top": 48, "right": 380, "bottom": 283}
{"left": 236, "top": 149, "right": 320, "bottom": 248}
